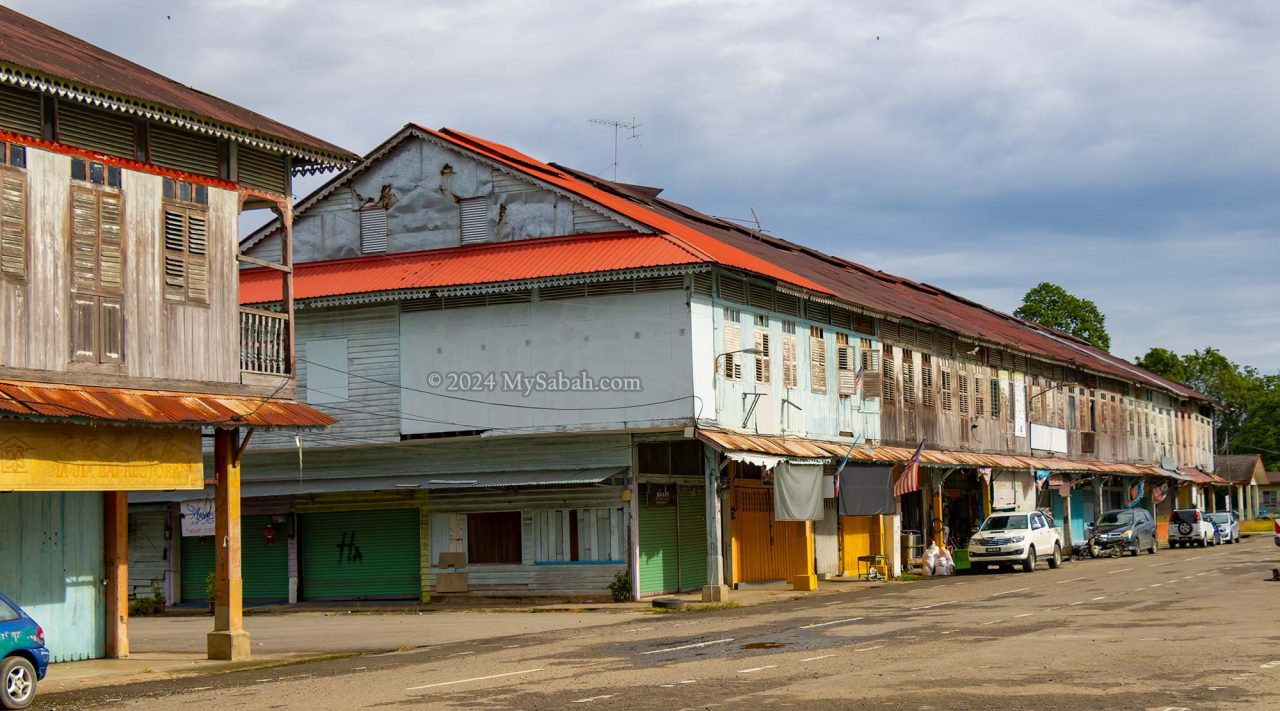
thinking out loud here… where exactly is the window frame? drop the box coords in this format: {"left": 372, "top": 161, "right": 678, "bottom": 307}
{"left": 466, "top": 510, "right": 523, "bottom": 565}
{"left": 68, "top": 161, "right": 126, "bottom": 366}
{"left": 161, "top": 178, "right": 211, "bottom": 305}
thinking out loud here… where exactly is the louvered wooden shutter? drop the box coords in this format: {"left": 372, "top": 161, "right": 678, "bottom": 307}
{"left": 723, "top": 324, "right": 742, "bottom": 380}
{"left": 70, "top": 188, "right": 100, "bottom": 291}
{"left": 460, "top": 197, "right": 490, "bottom": 244}
{"left": 837, "top": 344, "right": 856, "bottom": 395}
{"left": 882, "top": 346, "right": 896, "bottom": 401}
{"left": 98, "top": 193, "right": 122, "bottom": 292}
{"left": 0, "top": 170, "right": 26, "bottom": 278}
{"left": 58, "top": 101, "right": 136, "bottom": 159}
{"left": 754, "top": 331, "right": 770, "bottom": 384}
{"left": 860, "top": 340, "right": 881, "bottom": 400}
{"left": 164, "top": 208, "right": 187, "bottom": 297}
{"left": 150, "top": 124, "right": 219, "bottom": 176}
{"left": 782, "top": 334, "right": 798, "bottom": 388}
{"left": 186, "top": 211, "right": 208, "bottom": 302}
{"left": 0, "top": 84, "right": 42, "bottom": 137}
{"left": 237, "top": 144, "right": 288, "bottom": 195}
{"left": 809, "top": 335, "right": 827, "bottom": 394}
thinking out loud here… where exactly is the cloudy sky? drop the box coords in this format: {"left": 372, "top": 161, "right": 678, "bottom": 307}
{"left": 15, "top": 0, "right": 1279, "bottom": 370}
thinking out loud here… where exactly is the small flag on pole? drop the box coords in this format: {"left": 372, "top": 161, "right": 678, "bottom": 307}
{"left": 833, "top": 441, "right": 856, "bottom": 499}
{"left": 893, "top": 440, "right": 925, "bottom": 497}
{"left": 854, "top": 365, "right": 865, "bottom": 398}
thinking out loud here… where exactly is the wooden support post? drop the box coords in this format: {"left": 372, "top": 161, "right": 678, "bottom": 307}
{"left": 104, "top": 491, "right": 128, "bottom": 658}
{"left": 208, "top": 428, "right": 250, "bottom": 660}
{"left": 1062, "top": 485, "right": 1074, "bottom": 552}
{"left": 932, "top": 478, "right": 944, "bottom": 547}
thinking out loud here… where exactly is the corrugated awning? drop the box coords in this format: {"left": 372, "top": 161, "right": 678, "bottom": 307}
{"left": 128, "top": 467, "right": 627, "bottom": 502}
{"left": 1177, "top": 467, "right": 1229, "bottom": 485}
{"left": 0, "top": 379, "right": 335, "bottom": 430}
{"left": 696, "top": 426, "right": 1162, "bottom": 477}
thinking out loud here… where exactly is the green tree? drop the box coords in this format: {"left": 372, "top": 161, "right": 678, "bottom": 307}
{"left": 1014, "top": 282, "right": 1111, "bottom": 351}
{"left": 1136, "top": 346, "right": 1279, "bottom": 469}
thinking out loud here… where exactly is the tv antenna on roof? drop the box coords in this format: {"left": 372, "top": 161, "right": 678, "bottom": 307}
{"left": 589, "top": 117, "right": 641, "bottom": 181}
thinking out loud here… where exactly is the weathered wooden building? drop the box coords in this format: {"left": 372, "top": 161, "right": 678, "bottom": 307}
{"left": 0, "top": 7, "right": 352, "bottom": 661}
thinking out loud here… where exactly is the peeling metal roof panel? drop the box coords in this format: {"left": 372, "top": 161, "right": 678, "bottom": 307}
{"left": 0, "top": 380, "right": 334, "bottom": 429}
{"left": 0, "top": 6, "right": 355, "bottom": 165}
{"left": 239, "top": 231, "right": 705, "bottom": 304}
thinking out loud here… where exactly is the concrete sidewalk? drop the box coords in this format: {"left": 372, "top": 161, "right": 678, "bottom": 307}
{"left": 40, "top": 575, "right": 902, "bottom": 695}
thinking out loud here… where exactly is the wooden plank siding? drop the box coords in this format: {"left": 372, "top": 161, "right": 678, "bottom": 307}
{"left": 427, "top": 485, "right": 627, "bottom": 597}
{"left": 0, "top": 145, "right": 241, "bottom": 386}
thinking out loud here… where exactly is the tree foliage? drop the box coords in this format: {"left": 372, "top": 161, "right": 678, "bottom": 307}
{"left": 1136, "top": 346, "right": 1279, "bottom": 470}
{"left": 1014, "top": 282, "right": 1111, "bottom": 351}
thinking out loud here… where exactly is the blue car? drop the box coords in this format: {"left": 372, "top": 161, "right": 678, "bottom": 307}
{"left": 0, "top": 593, "right": 49, "bottom": 710}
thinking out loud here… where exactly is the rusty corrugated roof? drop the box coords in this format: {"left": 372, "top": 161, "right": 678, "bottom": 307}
{"left": 1213, "top": 454, "right": 1265, "bottom": 485}
{"left": 696, "top": 426, "right": 1161, "bottom": 476}
{"left": 0, "top": 6, "right": 355, "bottom": 165}
{"left": 0, "top": 380, "right": 334, "bottom": 429}
{"left": 239, "top": 231, "right": 705, "bottom": 304}
{"left": 1178, "top": 466, "right": 1229, "bottom": 486}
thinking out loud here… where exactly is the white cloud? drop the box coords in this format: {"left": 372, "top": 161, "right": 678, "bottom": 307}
{"left": 11, "top": 0, "right": 1279, "bottom": 370}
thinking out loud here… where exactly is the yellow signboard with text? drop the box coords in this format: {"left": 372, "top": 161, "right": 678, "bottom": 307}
{"left": 0, "top": 421, "right": 203, "bottom": 491}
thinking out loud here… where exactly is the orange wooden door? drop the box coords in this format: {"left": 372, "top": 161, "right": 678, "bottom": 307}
{"left": 731, "top": 486, "right": 807, "bottom": 584}
{"left": 840, "top": 515, "right": 882, "bottom": 573}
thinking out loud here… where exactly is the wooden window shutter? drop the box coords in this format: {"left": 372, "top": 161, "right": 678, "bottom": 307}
{"left": 881, "top": 344, "right": 896, "bottom": 401}
{"left": 860, "top": 337, "right": 881, "bottom": 399}
{"left": 71, "top": 187, "right": 100, "bottom": 291}
{"left": 98, "top": 193, "right": 123, "bottom": 293}
{"left": 723, "top": 323, "right": 742, "bottom": 380}
{"left": 0, "top": 169, "right": 26, "bottom": 278}
{"left": 902, "top": 351, "right": 915, "bottom": 404}
{"left": 958, "top": 372, "right": 970, "bottom": 414}
{"left": 921, "top": 354, "right": 935, "bottom": 407}
{"left": 70, "top": 292, "right": 97, "bottom": 362}
{"left": 837, "top": 344, "right": 856, "bottom": 395}
{"left": 810, "top": 334, "right": 827, "bottom": 394}
{"left": 163, "top": 208, "right": 187, "bottom": 297}
{"left": 940, "top": 362, "right": 953, "bottom": 412}
{"left": 754, "top": 331, "right": 771, "bottom": 384}
{"left": 974, "top": 376, "right": 984, "bottom": 416}
{"left": 99, "top": 297, "right": 123, "bottom": 363}
{"left": 782, "top": 333, "right": 798, "bottom": 388}
{"left": 186, "top": 211, "right": 208, "bottom": 302}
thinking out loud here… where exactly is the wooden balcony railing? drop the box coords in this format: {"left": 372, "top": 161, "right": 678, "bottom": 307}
{"left": 240, "top": 307, "right": 290, "bottom": 375}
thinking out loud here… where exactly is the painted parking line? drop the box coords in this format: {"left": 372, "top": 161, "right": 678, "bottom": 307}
{"left": 1186, "top": 556, "right": 1202, "bottom": 561}
{"left": 1068, "top": 601, "right": 1085, "bottom": 606}
{"left": 800, "top": 616, "right": 864, "bottom": 629}
{"left": 1013, "top": 613, "right": 1034, "bottom": 618}
{"left": 910, "top": 600, "right": 959, "bottom": 610}
{"left": 641, "top": 638, "right": 735, "bottom": 655}
{"left": 802, "top": 654, "right": 836, "bottom": 662}
{"left": 1106, "top": 568, "right": 1132, "bottom": 575}
{"left": 980, "top": 619, "right": 1003, "bottom": 625}
{"left": 991, "top": 587, "right": 1030, "bottom": 596}
{"left": 1091, "top": 596, "right": 1107, "bottom": 601}
{"left": 571, "top": 695, "right": 616, "bottom": 703}
{"left": 406, "top": 668, "right": 544, "bottom": 691}
{"left": 1260, "top": 661, "right": 1280, "bottom": 669}
{"left": 624, "top": 627, "right": 655, "bottom": 633}
{"left": 852, "top": 645, "right": 884, "bottom": 652}
{"left": 1133, "top": 587, "right": 1146, "bottom": 592}
{"left": 1149, "top": 562, "right": 1174, "bottom": 567}
{"left": 1055, "top": 577, "right": 1089, "bottom": 585}
{"left": 738, "top": 665, "right": 778, "bottom": 674}
{"left": 823, "top": 600, "right": 846, "bottom": 606}
{"left": 1150, "top": 583, "right": 1163, "bottom": 587}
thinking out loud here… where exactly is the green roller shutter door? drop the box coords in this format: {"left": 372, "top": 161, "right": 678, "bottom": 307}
{"left": 180, "top": 515, "right": 288, "bottom": 602}
{"left": 242, "top": 516, "right": 289, "bottom": 601}
{"left": 300, "top": 509, "right": 420, "bottom": 601}
{"left": 638, "top": 499, "right": 678, "bottom": 596}
{"left": 180, "top": 535, "right": 215, "bottom": 602}
{"left": 678, "top": 487, "right": 708, "bottom": 591}
{"left": 638, "top": 484, "right": 707, "bottom": 595}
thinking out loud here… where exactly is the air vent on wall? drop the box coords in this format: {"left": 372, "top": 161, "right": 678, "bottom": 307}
{"left": 459, "top": 196, "right": 490, "bottom": 244}
{"left": 238, "top": 144, "right": 288, "bottom": 195}
{"left": 58, "top": 101, "right": 135, "bottom": 159}
{"left": 0, "top": 84, "right": 41, "bottom": 138}
{"left": 150, "top": 124, "right": 219, "bottom": 176}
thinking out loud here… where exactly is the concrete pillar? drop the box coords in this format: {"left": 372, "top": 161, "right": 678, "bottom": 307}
{"left": 104, "top": 491, "right": 128, "bottom": 658}
{"left": 1061, "top": 485, "right": 1073, "bottom": 551}
{"left": 287, "top": 533, "right": 299, "bottom": 604}
{"left": 702, "top": 444, "right": 729, "bottom": 602}
{"left": 1093, "top": 474, "right": 1103, "bottom": 522}
{"left": 208, "top": 428, "right": 250, "bottom": 660}
{"left": 791, "top": 520, "right": 817, "bottom": 591}
{"left": 1250, "top": 485, "right": 1259, "bottom": 520}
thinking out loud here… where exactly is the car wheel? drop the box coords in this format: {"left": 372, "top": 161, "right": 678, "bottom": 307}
{"left": 1129, "top": 541, "right": 1140, "bottom": 557}
{"left": 1048, "top": 543, "right": 1062, "bottom": 569}
{"left": 1147, "top": 537, "right": 1157, "bottom": 555}
{"left": 1198, "top": 537, "right": 1207, "bottom": 548}
{"left": 1022, "top": 546, "right": 1036, "bottom": 573}
{"left": 1, "top": 655, "right": 37, "bottom": 710}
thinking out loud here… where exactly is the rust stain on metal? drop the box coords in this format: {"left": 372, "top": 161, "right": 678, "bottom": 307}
{"left": 0, "top": 380, "right": 334, "bottom": 429}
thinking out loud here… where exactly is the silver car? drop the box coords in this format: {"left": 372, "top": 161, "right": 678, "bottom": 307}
{"left": 1207, "top": 512, "right": 1240, "bottom": 544}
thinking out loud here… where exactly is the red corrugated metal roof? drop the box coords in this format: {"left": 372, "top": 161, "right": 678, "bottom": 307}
{"left": 0, "top": 6, "right": 355, "bottom": 163}
{"left": 0, "top": 380, "right": 334, "bottom": 429}
{"left": 419, "top": 127, "right": 1207, "bottom": 404}
{"left": 1176, "top": 467, "right": 1228, "bottom": 486}
{"left": 239, "top": 231, "right": 705, "bottom": 304}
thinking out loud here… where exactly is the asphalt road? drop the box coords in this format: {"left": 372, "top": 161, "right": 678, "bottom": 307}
{"left": 41, "top": 537, "right": 1280, "bottom": 710}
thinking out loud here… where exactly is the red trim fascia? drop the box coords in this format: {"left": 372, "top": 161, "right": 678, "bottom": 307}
{"left": 0, "top": 129, "right": 243, "bottom": 193}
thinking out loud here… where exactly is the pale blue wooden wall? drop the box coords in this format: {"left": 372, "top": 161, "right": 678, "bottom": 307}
{"left": 0, "top": 492, "right": 105, "bottom": 662}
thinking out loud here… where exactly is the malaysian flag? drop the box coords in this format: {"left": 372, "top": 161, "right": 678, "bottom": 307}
{"left": 833, "top": 442, "right": 856, "bottom": 499}
{"left": 854, "top": 365, "right": 865, "bottom": 397}
{"left": 893, "top": 440, "right": 926, "bottom": 497}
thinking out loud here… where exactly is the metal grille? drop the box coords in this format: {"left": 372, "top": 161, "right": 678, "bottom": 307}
{"left": 0, "top": 84, "right": 41, "bottom": 137}
{"left": 359, "top": 208, "right": 388, "bottom": 253}
{"left": 58, "top": 101, "right": 135, "bottom": 158}
{"left": 459, "top": 196, "right": 490, "bottom": 244}
{"left": 150, "top": 124, "right": 219, "bottom": 176}
{"left": 238, "top": 144, "right": 288, "bottom": 195}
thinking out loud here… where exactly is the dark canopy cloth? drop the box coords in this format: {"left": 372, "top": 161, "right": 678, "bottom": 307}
{"left": 837, "top": 465, "right": 896, "bottom": 516}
